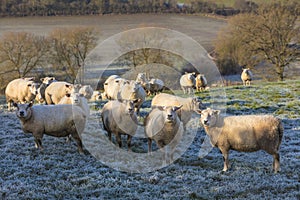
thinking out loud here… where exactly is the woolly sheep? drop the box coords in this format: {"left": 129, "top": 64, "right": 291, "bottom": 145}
{"left": 58, "top": 92, "right": 90, "bottom": 116}
{"left": 144, "top": 105, "right": 183, "bottom": 164}
{"left": 104, "top": 76, "right": 126, "bottom": 100}
{"left": 101, "top": 99, "right": 139, "bottom": 150}
{"left": 151, "top": 93, "right": 203, "bottom": 129}
{"left": 198, "top": 108, "right": 283, "bottom": 173}
{"left": 90, "top": 91, "right": 102, "bottom": 101}
{"left": 5, "top": 78, "right": 39, "bottom": 110}
{"left": 195, "top": 74, "right": 207, "bottom": 92}
{"left": 14, "top": 102, "right": 87, "bottom": 154}
{"left": 241, "top": 68, "right": 253, "bottom": 86}
{"left": 35, "top": 77, "right": 56, "bottom": 104}
{"left": 79, "top": 85, "right": 94, "bottom": 100}
{"left": 117, "top": 80, "right": 146, "bottom": 115}
{"left": 44, "top": 81, "right": 78, "bottom": 104}
{"left": 179, "top": 72, "right": 196, "bottom": 94}
{"left": 136, "top": 73, "right": 164, "bottom": 95}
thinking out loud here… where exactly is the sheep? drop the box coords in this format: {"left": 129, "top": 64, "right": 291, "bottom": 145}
{"left": 104, "top": 76, "right": 126, "bottom": 100}
{"left": 14, "top": 102, "right": 87, "bottom": 154}
{"left": 44, "top": 81, "right": 79, "bottom": 105}
{"left": 117, "top": 80, "right": 146, "bottom": 115}
{"left": 151, "top": 93, "right": 203, "bottom": 129}
{"left": 179, "top": 72, "right": 196, "bottom": 94}
{"left": 79, "top": 85, "right": 94, "bottom": 100}
{"left": 195, "top": 74, "right": 207, "bottom": 92}
{"left": 35, "top": 76, "right": 56, "bottom": 104}
{"left": 90, "top": 91, "right": 102, "bottom": 101}
{"left": 101, "top": 99, "right": 139, "bottom": 150}
{"left": 144, "top": 105, "right": 184, "bottom": 164}
{"left": 241, "top": 68, "right": 253, "bottom": 86}
{"left": 136, "top": 73, "right": 164, "bottom": 95}
{"left": 5, "top": 78, "right": 39, "bottom": 110}
{"left": 58, "top": 92, "right": 90, "bottom": 116}
{"left": 198, "top": 108, "right": 283, "bottom": 173}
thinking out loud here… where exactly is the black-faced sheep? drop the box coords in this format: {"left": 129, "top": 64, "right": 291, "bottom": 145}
{"left": 14, "top": 102, "right": 87, "bottom": 154}
{"left": 179, "top": 72, "right": 196, "bottom": 94}
{"left": 35, "top": 76, "right": 56, "bottom": 104}
{"left": 241, "top": 68, "right": 253, "bottom": 86}
{"left": 198, "top": 108, "right": 283, "bottom": 173}
{"left": 101, "top": 99, "right": 139, "bottom": 150}
{"left": 144, "top": 105, "right": 184, "bottom": 164}
{"left": 5, "top": 78, "right": 39, "bottom": 110}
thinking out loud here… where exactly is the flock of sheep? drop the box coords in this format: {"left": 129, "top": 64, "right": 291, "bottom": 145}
{"left": 4, "top": 67, "right": 284, "bottom": 173}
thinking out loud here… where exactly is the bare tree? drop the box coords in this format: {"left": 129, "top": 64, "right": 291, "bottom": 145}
{"left": 0, "top": 31, "right": 48, "bottom": 78}
{"left": 214, "top": 2, "right": 300, "bottom": 80}
{"left": 49, "top": 27, "right": 98, "bottom": 82}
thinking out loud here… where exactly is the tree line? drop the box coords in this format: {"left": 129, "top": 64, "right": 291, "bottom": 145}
{"left": 0, "top": 27, "right": 98, "bottom": 92}
{"left": 0, "top": 0, "right": 262, "bottom": 17}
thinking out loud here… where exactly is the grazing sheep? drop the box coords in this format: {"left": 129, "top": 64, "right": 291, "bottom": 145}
{"left": 180, "top": 72, "right": 196, "bottom": 94}
{"left": 44, "top": 81, "right": 76, "bottom": 105}
{"left": 195, "top": 74, "right": 207, "bottom": 92}
{"left": 144, "top": 105, "right": 183, "bottom": 164}
{"left": 5, "top": 78, "right": 39, "bottom": 110}
{"left": 241, "top": 68, "right": 253, "bottom": 86}
{"left": 101, "top": 99, "right": 139, "bottom": 150}
{"left": 136, "top": 73, "right": 164, "bottom": 95}
{"left": 14, "top": 102, "right": 87, "bottom": 154}
{"left": 79, "top": 85, "right": 94, "bottom": 100}
{"left": 35, "top": 77, "right": 56, "bottom": 104}
{"left": 117, "top": 80, "right": 146, "bottom": 115}
{"left": 198, "top": 108, "right": 283, "bottom": 173}
{"left": 151, "top": 93, "right": 203, "bottom": 129}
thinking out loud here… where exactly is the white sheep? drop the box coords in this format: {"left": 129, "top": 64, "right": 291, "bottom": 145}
{"left": 144, "top": 105, "right": 183, "bottom": 164}
{"left": 151, "top": 93, "right": 203, "bottom": 130}
{"left": 136, "top": 73, "right": 164, "bottom": 95}
{"left": 241, "top": 68, "right": 253, "bottom": 86}
{"left": 14, "top": 102, "right": 87, "bottom": 154}
{"left": 5, "top": 78, "right": 39, "bottom": 110}
{"left": 117, "top": 80, "right": 146, "bottom": 115}
{"left": 90, "top": 91, "right": 102, "bottom": 101}
{"left": 45, "top": 81, "right": 80, "bottom": 104}
{"left": 195, "top": 74, "right": 207, "bottom": 92}
{"left": 179, "top": 72, "right": 196, "bottom": 94}
{"left": 104, "top": 77, "right": 126, "bottom": 100}
{"left": 198, "top": 108, "right": 283, "bottom": 173}
{"left": 79, "top": 85, "right": 94, "bottom": 100}
{"left": 58, "top": 92, "right": 90, "bottom": 117}
{"left": 101, "top": 99, "right": 139, "bottom": 150}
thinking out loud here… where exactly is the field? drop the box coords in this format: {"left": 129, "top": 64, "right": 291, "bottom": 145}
{"left": 0, "top": 14, "right": 299, "bottom": 199}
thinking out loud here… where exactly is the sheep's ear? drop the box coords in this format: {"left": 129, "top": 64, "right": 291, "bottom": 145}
{"left": 132, "top": 99, "right": 139, "bottom": 104}
{"left": 213, "top": 110, "right": 220, "bottom": 116}
{"left": 40, "top": 78, "right": 45, "bottom": 82}
{"left": 65, "top": 84, "right": 72, "bottom": 88}
{"left": 27, "top": 83, "right": 32, "bottom": 87}
{"left": 196, "top": 110, "right": 202, "bottom": 114}
{"left": 173, "top": 105, "right": 183, "bottom": 111}
{"left": 28, "top": 101, "right": 34, "bottom": 108}
{"left": 13, "top": 102, "right": 18, "bottom": 108}
{"left": 65, "top": 93, "right": 71, "bottom": 97}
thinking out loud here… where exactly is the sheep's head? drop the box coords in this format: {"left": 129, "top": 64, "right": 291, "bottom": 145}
{"left": 28, "top": 82, "right": 39, "bottom": 95}
{"left": 40, "top": 77, "right": 56, "bottom": 85}
{"left": 198, "top": 108, "right": 220, "bottom": 127}
{"left": 123, "top": 99, "right": 138, "bottom": 115}
{"left": 192, "top": 97, "right": 204, "bottom": 111}
{"left": 14, "top": 102, "right": 33, "bottom": 120}
{"left": 158, "top": 105, "right": 182, "bottom": 123}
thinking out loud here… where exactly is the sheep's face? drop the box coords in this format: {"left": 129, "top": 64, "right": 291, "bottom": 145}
{"left": 123, "top": 100, "right": 136, "bottom": 115}
{"left": 160, "top": 105, "right": 182, "bottom": 123}
{"left": 70, "top": 93, "right": 83, "bottom": 105}
{"left": 192, "top": 97, "right": 204, "bottom": 111}
{"left": 41, "top": 77, "right": 56, "bottom": 85}
{"left": 28, "top": 82, "right": 39, "bottom": 95}
{"left": 15, "top": 103, "right": 33, "bottom": 120}
{"left": 199, "top": 108, "right": 220, "bottom": 127}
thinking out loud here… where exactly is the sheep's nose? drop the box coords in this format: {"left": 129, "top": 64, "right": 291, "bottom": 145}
{"left": 19, "top": 111, "right": 25, "bottom": 116}
{"left": 203, "top": 119, "right": 208, "bottom": 124}
{"left": 128, "top": 108, "right": 133, "bottom": 112}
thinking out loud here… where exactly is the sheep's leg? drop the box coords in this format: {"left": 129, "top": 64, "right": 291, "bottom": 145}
{"left": 273, "top": 153, "right": 280, "bottom": 173}
{"left": 71, "top": 133, "right": 84, "bottom": 154}
{"left": 148, "top": 138, "right": 152, "bottom": 155}
{"left": 127, "top": 135, "right": 132, "bottom": 151}
{"left": 116, "top": 133, "right": 122, "bottom": 148}
{"left": 108, "top": 131, "right": 112, "bottom": 141}
{"left": 33, "top": 136, "right": 43, "bottom": 150}
{"left": 220, "top": 148, "right": 229, "bottom": 172}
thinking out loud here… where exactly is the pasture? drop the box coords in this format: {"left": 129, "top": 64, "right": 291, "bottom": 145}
{"left": 0, "top": 79, "right": 299, "bottom": 199}
{"left": 0, "top": 14, "right": 299, "bottom": 199}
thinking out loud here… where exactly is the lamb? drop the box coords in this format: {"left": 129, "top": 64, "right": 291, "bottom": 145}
{"left": 101, "top": 99, "right": 139, "bottom": 150}
{"left": 117, "top": 80, "right": 146, "bottom": 115}
{"left": 5, "top": 78, "right": 39, "bottom": 110}
{"left": 79, "top": 85, "right": 94, "bottom": 100}
{"left": 179, "top": 72, "right": 196, "bottom": 94}
{"left": 195, "top": 74, "right": 207, "bottom": 92}
{"left": 44, "top": 81, "right": 78, "bottom": 104}
{"left": 151, "top": 93, "right": 203, "bottom": 129}
{"left": 198, "top": 108, "right": 283, "bottom": 173}
{"left": 14, "top": 102, "right": 87, "bottom": 154}
{"left": 35, "top": 76, "right": 56, "bottom": 104}
{"left": 144, "top": 105, "right": 184, "bottom": 164}
{"left": 241, "top": 68, "right": 253, "bottom": 86}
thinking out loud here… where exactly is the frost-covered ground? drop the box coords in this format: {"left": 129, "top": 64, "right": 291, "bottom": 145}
{"left": 0, "top": 80, "right": 299, "bottom": 200}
